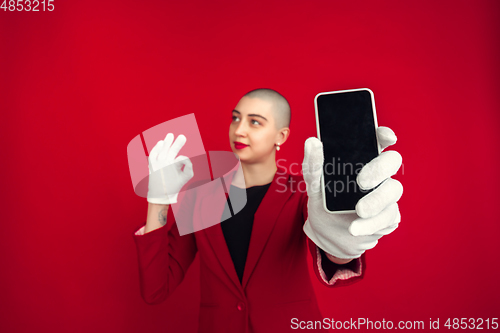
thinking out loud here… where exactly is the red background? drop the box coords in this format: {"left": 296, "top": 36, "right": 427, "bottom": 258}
{"left": 1, "top": 0, "right": 499, "bottom": 332}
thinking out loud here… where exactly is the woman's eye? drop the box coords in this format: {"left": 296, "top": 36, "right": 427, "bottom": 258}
{"left": 251, "top": 119, "right": 260, "bottom": 125}
{"left": 232, "top": 115, "right": 239, "bottom": 122}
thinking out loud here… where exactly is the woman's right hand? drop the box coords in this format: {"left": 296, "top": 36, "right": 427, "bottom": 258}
{"left": 147, "top": 133, "right": 194, "bottom": 205}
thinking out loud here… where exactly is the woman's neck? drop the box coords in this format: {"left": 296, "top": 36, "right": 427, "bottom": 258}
{"left": 232, "top": 158, "right": 277, "bottom": 188}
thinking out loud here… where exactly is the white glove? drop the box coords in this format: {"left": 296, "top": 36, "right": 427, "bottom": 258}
{"left": 302, "top": 126, "right": 403, "bottom": 259}
{"left": 147, "top": 133, "right": 194, "bottom": 205}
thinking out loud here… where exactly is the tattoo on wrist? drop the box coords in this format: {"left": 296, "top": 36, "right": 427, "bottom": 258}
{"left": 158, "top": 208, "right": 167, "bottom": 226}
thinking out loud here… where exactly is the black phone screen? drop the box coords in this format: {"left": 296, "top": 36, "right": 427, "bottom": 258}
{"left": 315, "top": 89, "right": 379, "bottom": 212}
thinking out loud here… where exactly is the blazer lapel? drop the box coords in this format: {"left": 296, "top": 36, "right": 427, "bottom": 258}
{"left": 199, "top": 172, "right": 244, "bottom": 294}
{"left": 241, "top": 169, "right": 292, "bottom": 289}
{"left": 199, "top": 167, "right": 293, "bottom": 292}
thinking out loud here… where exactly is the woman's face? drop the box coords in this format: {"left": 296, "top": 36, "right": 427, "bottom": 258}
{"left": 229, "top": 96, "right": 281, "bottom": 164}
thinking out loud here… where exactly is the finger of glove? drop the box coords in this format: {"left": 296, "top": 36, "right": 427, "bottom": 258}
{"left": 374, "top": 207, "right": 401, "bottom": 236}
{"left": 174, "top": 155, "right": 194, "bottom": 181}
{"left": 304, "top": 215, "right": 378, "bottom": 258}
{"left": 377, "top": 126, "right": 397, "bottom": 151}
{"left": 373, "top": 223, "right": 399, "bottom": 236}
{"left": 373, "top": 209, "right": 401, "bottom": 236}
{"left": 148, "top": 139, "right": 167, "bottom": 173}
{"left": 157, "top": 133, "right": 175, "bottom": 161}
{"left": 302, "top": 137, "right": 324, "bottom": 193}
{"left": 357, "top": 150, "right": 402, "bottom": 190}
{"left": 356, "top": 178, "right": 403, "bottom": 218}
{"left": 374, "top": 209, "right": 401, "bottom": 237}
{"left": 337, "top": 238, "right": 379, "bottom": 258}
{"left": 165, "top": 134, "right": 187, "bottom": 161}
{"left": 149, "top": 138, "right": 166, "bottom": 162}
{"left": 349, "top": 203, "right": 399, "bottom": 236}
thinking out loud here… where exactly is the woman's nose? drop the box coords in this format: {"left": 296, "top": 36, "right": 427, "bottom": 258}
{"left": 234, "top": 121, "right": 247, "bottom": 136}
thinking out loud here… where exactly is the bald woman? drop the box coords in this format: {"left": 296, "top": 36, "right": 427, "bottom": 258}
{"left": 133, "top": 88, "right": 403, "bottom": 332}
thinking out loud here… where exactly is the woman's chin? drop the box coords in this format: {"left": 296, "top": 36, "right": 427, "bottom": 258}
{"left": 232, "top": 150, "right": 252, "bottom": 163}
{"left": 234, "top": 151, "right": 248, "bottom": 161}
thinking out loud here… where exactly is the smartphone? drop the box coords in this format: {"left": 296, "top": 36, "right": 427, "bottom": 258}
{"left": 314, "top": 88, "right": 380, "bottom": 213}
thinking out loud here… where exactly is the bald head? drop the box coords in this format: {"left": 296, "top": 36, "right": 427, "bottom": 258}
{"left": 243, "top": 88, "right": 291, "bottom": 129}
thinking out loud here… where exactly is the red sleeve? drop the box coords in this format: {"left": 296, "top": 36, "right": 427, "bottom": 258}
{"left": 301, "top": 187, "right": 365, "bottom": 288}
{"left": 132, "top": 197, "right": 197, "bottom": 304}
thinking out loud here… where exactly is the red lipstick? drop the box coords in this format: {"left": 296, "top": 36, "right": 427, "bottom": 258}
{"left": 234, "top": 141, "right": 248, "bottom": 149}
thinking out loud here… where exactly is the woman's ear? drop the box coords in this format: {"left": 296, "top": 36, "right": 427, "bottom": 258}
{"left": 278, "top": 127, "right": 290, "bottom": 145}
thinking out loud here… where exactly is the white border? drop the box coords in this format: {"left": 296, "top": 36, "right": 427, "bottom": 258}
{"left": 313, "top": 88, "right": 381, "bottom": 214}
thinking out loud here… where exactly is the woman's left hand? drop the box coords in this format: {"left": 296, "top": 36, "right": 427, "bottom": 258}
{"left": 302, "top": 126, "right": 403, "bottom": 259}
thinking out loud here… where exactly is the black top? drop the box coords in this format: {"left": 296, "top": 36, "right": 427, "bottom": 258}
{"left": 220, "top": 182, "right": 272, "bottom": 284}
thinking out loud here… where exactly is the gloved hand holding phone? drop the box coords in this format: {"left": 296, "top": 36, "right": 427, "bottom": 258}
{"left": 303, "top": 126, "right": 403, "bottom": 260}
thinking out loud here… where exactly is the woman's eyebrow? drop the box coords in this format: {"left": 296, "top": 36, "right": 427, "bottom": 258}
{"left": 232, "top": 109, "right": 268, "bottom": 121}
{"left": 249, "top": 114, "right": 268, "bottom": 121}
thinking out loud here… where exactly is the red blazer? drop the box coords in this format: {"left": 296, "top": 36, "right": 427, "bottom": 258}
{"left": 133, "top": 166, "right": 365, "bottom": 333}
